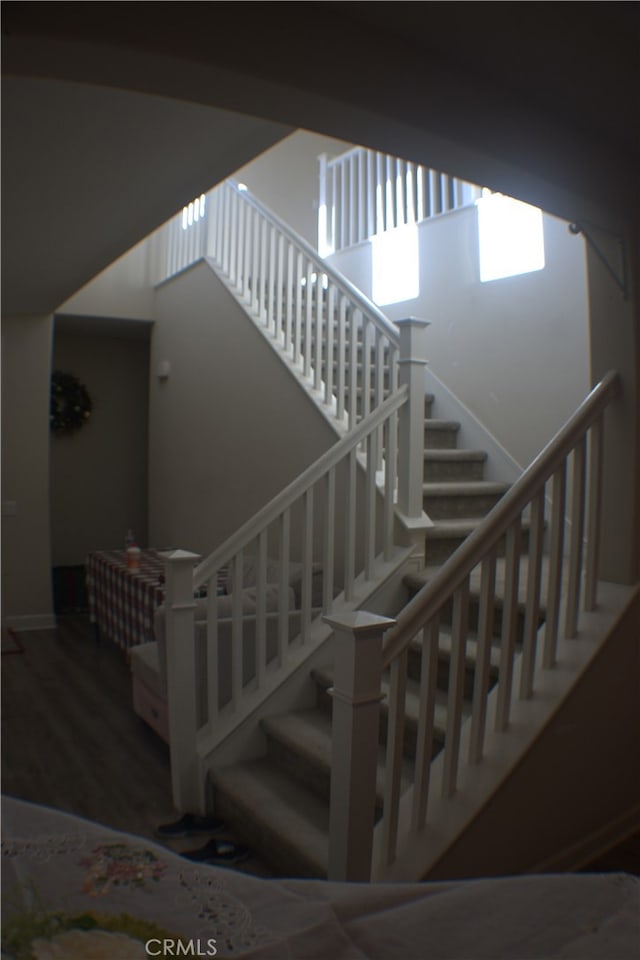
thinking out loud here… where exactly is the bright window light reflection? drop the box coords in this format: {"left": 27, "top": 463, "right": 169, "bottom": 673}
{"left": 477, "top": 192, "right": 545, "bottom": 282}
{"left": 371, "top": 224, "right": 419, "bottom": 306}
{"left": 181, "top": 194, "right": 206, "bottom": 230}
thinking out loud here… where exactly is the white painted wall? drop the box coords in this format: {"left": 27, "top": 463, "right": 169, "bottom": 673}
{"left": 327, "top": 205, "right": 590, "bottom": 468}
{"left": 1, "top": 315, "right": 55, "bottom": 625}
{"left": 50, "top": 324, "right": 150, "bottom": 566}
{"left": 59, "top": 237, "right": 155, "bottom": 322}
{"left": 148, "top": 261, "right": 337, "bottom": 556}
{"left": 235, "top": 130, "right": 353, "bottom": 247}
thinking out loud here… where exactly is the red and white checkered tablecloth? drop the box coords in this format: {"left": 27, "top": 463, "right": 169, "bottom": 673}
{"left": 85, "top": 550, "right": 167, "bottom": 654}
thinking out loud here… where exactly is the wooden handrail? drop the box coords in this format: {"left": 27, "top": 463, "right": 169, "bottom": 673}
{"left": 195, "top": 386, "right": 408, "bottom": 587}
{"left": 382, "top": 371, "right": 619, "bottom": 669}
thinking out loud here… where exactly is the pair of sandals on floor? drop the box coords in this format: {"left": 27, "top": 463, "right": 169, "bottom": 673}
{"left": 156, "top": 813, "right": 249, "bottom": 865}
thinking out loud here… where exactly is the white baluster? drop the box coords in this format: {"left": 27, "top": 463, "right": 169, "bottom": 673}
{"left": 206, "top": 576, "right": 220, "bottom": 727}
{"left": 285, "top": 242, "right": 294, "bottom": 354}
{"left": 314, "top": 273, "right": 323, "bottom": 392}
{"left": 565, "top": 437, "right": 586, "bottom": 638}
{"left": 443, "top": 577, "right": 470, "bottom": 798}
{"left": 469, "top": 551, "right": 497, "bottom": 763}
{"left": 256, "top": 531, "right": 268, "bottom": 689}
{"left": 543, "top": 463, "right": 566, "bottom": 668}
{"left": 324, "top": 284, "right": 336, "bottom": 406}
{"left": 383, "top": 408, "right": 398, "bottom": 561}
{"left": 276, "top": 232, "right": 284, "bottom": 343}
{"left": 520, "top": 489, "right": 546, "bottom": 699}
{"left": 337, "top": 295, "right": 347, "bottom": 421}
{"left": 162, "top": 549, "right": 202, "bottom": 813}
{"left": 259, "top": 218, "right": 268, "bottom": 324}
{"left": 382, "top": 646, "right": 408, "bottom": 866}
{"left": 231, "top": 550, "right": 244, "bottom": 710}
{"left": 301, "top": 487, "right": 313, "bottom": 640}
{"left": 584, "top": 416, "right": 603, "bottom": 611}
{"left": 349, "top": 154, "right": 356, "bottom": 248}
{"left": 366, "top": 150, "right": 375, "bottom": 240}
{"left": 304, "top": 261, "right": 313, "bottom": 379}
{"left": 495, "top": 519, "right": 522, "bottom": 732}
{"left": 267, "top": 224, "right": 276, "bottom": 334}
{"left": 323, "top": 468, "right": 336, "bottom": 614}
{"left": 277, "top": 510, "right": 291, "bottom": 667}
{"left": 324, "top": 610, "right": 396, "bottom": 881}
{"left": 229, "top": 189, "right": 238, "bottom": 286}
{"left": 411, "top": 617, "right": 439, "bottom": 830}
{"left": 344, "top": 448, "right": 357, "bottom": 601}
{"left": 364, "top": 431, "right": 376, "bottom": 580}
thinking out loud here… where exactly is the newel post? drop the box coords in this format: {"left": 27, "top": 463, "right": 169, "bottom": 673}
{"left": 161, "top": 549, "right": 203, "bottom": 814}
{"left": 396, "top": 317, "right": 431, "bottom": 569}
{"left": 324, "top": 611, "right": 396, "bottom": 881}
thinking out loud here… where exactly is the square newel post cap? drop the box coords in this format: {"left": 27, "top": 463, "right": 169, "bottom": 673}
{"left": 395, "top": 316, "right": 431, "bottom": 330}
{"left": 323, "top": 610, "right": 397, "bottom": 638}
{"left": 157, "top": 549, "right": 202, "bottom": 565}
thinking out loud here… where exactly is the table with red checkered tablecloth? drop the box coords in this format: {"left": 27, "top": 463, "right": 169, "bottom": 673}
{"left": 85, "top": 550, "right": 167, "bottom": 654}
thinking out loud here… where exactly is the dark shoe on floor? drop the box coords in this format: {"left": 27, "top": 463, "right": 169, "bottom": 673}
{"left": 156, "top": 813, "right": 225, "bottom": 839}
{"left": 181, "top": 838, "right": 249, "bottom": 866}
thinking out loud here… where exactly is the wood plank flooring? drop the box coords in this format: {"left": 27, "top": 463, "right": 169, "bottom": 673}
{"left": 1, "top": 615, "right": 278, "bottom": 877}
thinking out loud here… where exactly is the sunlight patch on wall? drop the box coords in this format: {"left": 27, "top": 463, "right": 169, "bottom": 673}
{"left": 371, "top": 223, "right": 419, "bottom": 306}
{"left": 477, "top": 192, "right": 545, "bottom": 282}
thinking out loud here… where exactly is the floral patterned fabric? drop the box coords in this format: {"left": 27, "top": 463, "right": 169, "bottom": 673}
{"left": 2, "top": 796, "right": 639, "bottom": 959}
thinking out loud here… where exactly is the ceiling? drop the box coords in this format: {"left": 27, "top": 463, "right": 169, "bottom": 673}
{"left": 2, "top": 3, "right": 638, "bottom": 317}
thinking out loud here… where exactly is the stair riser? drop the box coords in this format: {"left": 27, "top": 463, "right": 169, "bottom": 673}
{"left": 423, "top": 491, "right": 504, "bottom": 520}
{"left": 210, "top": 777, "right": 324, "bottom": 878}
{"left": 424, "top": 459, "right": 485, "bottom": 482}
{"left": 425, "top": 426, "right": 459, "bottom": 449}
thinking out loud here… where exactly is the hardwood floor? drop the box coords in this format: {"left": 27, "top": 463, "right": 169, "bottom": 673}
{"left": 1, "top": 615, "right": 278, "bottom": 877}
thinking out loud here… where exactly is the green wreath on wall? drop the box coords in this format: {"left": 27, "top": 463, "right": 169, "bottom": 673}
{"left": 50, "top": 370, "right": 93, "bottom": 434}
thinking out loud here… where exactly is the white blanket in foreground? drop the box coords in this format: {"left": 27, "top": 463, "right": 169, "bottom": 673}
{"left": 2, "top": 796, "right": 638, "bottom": 959}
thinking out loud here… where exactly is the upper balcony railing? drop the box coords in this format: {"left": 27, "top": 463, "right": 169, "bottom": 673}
{"left": 318, "top": 147, "right": 482, "bottom": 256}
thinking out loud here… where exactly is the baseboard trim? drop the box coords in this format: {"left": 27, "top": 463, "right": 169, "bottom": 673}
{"left": 529, "top": 803, "right": 640, "bottom": 874}
{"left": 4, "top": 613, "right": 57, "bottom": 632}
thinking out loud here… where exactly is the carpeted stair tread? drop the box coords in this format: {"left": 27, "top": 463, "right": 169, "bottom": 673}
{"left": 209, "top": 758, "right": 329, "bottom": 877}
{"left": 424, "top": 449, "right": 487, "bottom": 462}
{"left": 424, "top": 419, "right": 461, "bottom": 432}
{"left": 424, "top": 517, "right": 487, "bottom": 537}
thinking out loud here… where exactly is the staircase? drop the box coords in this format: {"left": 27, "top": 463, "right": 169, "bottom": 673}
{"left": 207, "top": 396, "right": 519, "bottom": 878}
{"left": 156, "top": 174, "right": 621, "bottom": 884}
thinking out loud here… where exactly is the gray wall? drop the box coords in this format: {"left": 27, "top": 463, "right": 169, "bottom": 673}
{"left": 427, "top": 589, "right": 640, "bottom": 880}
{"left": 1, "top": 315, "right": 54, "bottom": 625}
{"left": 328, "top": 206, "right": 590, "bottom": 469}
{"left": 148, "top": 261, "right": 337, "bottom": 555}
{"left": 50, "top": 323, "right": 150, "bottom": 565}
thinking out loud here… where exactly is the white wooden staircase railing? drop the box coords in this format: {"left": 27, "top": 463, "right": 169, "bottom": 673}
{"left": 155, "top": 179, "right": 401, "bottom": 435}
{"left": 318, "top": 146, "right": 481, "bottom": 255}
{"left": 161, "top": 386, "right": 426, "bottom": 814}
{"left": 328, "top": 370, "right": 619, "bottom": 881}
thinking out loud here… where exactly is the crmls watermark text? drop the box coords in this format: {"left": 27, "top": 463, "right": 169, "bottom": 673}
{"left": 145, "top": 939, "right": 217, "bottom": 957}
